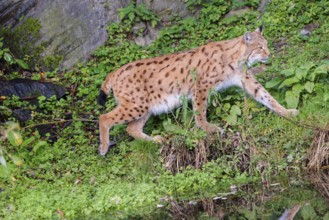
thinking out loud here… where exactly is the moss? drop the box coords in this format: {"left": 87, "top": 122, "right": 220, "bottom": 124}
{"left": 0, "top": 18, "right": 42, "bottom": 68}
{"left": 43, "top": 55, "right": 64, "bottom": 70}
{"left": 0, "top": 18, "right": 62, "bottom": 71}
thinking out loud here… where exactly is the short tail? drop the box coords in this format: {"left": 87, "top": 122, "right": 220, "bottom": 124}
{"left": 98, "top": 90, "right": 108, "bottom": 106}
{"left": 98, "top": 73, "right": 114, "bottom": 106}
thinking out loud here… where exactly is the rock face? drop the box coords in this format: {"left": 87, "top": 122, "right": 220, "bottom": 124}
{"left": 0, "top": 1, "right": 37, "bottom": 26}
{"left": 0, "top": 0, "right": 192, "bottom": 69}
{"left": 0, "top": 78, "right": 66, "bottom": 99}
{"left": 133, "top": 0, "right": 192, "bottom": 46}
{"left": 0, "top": 0, "right": 130, "bottom": 69}
{"left": 141, "top": 0, "right": 191, "bottom": 22}
{"left": 0, "top": 1, "right": 268, "bottom": 69}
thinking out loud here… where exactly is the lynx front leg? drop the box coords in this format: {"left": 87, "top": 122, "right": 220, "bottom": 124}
{"left": 193, "top": 89, "right": 223, "bottom": 133}
{"left": 241, "top": 74, "right": 298, "bottom": 117}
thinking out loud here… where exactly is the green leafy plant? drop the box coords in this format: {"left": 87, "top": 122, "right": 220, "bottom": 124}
{"left": 0, "top": 122, "right": 23, "bottom": 177}
{"left": 118, "top": 3, "right": 159, "bottom": 28}
{"left": 0, "top": 37, "right": 29, "bottom": 71}
{"left": 0, "top": 18, "right": 42, "bottom": 70}
{"left": 0, "top": 18, "right": 64, "bottom": 71}
{"left": 266, "top": 60, "right": 329, "bottom": 108}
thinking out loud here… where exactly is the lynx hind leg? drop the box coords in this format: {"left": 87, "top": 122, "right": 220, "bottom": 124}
{"left": 99, "top": 103, "right": 147, "bottom": 156}
{"left": 126, "top": 113, "right": 152, "bottom": 140}
{"left": 192, "top": 89, "right": 224, "bottom": 134}
{"left": 126, "top": 113, "right": 165, "bottom": 143}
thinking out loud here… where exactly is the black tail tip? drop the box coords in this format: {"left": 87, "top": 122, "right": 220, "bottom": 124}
{"left": 98, "top": 90, "right": 107, "bottom": 106}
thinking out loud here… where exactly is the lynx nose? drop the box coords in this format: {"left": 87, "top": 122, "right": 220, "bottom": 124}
{"left": 260, "top": 55, "right": 270, "bottom": 63}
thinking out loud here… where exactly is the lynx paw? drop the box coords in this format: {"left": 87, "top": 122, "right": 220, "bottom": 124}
{"left": 99, "top": 144, "right": 109, "bottom": 156}
{"left": 286, "top": 109, "right": 299, "bottom": 118}
{"left": 99, "top": 141, "right": 116, "bottom": 156}
{"left": 152, "top": 135, "right": 165, "bottom": 143}
{"left": 204, "top": 124, "right": 224, "bottom": 135}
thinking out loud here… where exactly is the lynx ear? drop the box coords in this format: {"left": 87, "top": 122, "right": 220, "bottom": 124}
{"left": 244, "top": 32, "right": 252, "bottom": 43}
{"left": 256, "top": 25, "right": 263, "bottom": 34}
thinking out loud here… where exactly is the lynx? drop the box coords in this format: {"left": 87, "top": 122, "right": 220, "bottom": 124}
{"left": 98, "top": 26, "right": 298, "bottom": 156}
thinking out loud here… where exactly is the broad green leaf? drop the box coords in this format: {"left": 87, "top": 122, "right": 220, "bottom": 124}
{"left": 265, "top": 78, "right": 282, "bottom": 89}
{"left": 0, "top": 153, "right": 6, "bottom": 167}
{"left": 0, "top": 165, "right": 9, "bottom": 177}
{"left": 280, "top": 68, "right": 295, "bottom": 77}
{"left": 285, "top": 90, "right": 300, "bottom": 109}
{"left": 224, "top": 114, "right": 237, "bottom": 125}
{"left": 151, "top": 20, "right": 157, "bottom": 28}
{"left": 295, "top": 67, "right": 308, "bottom": 80}
{"left": 313, "top": 64, "right": 329, "bottom": 75}
{"left": 230, "top": 105, "right": 241, "bottom": 116}
{"left": 7, "top": 130, "right": 23, "bottom": 146}
{"left": 278, "top": 77, "right": 299, "bottom": 89}
{"left": 163, "top": 120, "right": 185, "bottom": 134}
{"left": 223, "top": 103, "right": 231, "bottom": 111}
{"left": 118, "top": 12, "right": 126, "bottom": 20}
{"left": 11, "top": 155, "right": 24, "bottom": 166}
{"left": 16, "top": 59, "right": 29, "bottom": 70}
{"left": 304, "top": 81, "right": 315, "bottom": 93}
{"left": 5, "top": 121, "right": 20, "bottom": 130}
{"left": 324, "top": 93, "right": 329, "bottom": 102}
{"left": 287, "top": 3, "right": 296, "bottom": 11}
{"left": 300, "top": 205, "right": 317, "bottom": 220}
{"left": 300, "top": 61, "right": 315, "bottom": 71}
{"left": 309, "top": 70, "right": 317, "bottom": 81}
{"left": 4, "top": 52, "right": 13, "bottom": 63}
{"left": 128, "top": 12, "right": 135, "bottom": 21}
{"left": 212, "top": 99, "right": 218, "bottom": 107}
{"left": 21, "top": 136, "right": 36, "bottom": 148}
{"left": 215, "top": 107, "right": 222, "bottom": 115}
{"left": 0, "top": 106, "right": 11, "bottom": 114}
{"left": 292, "top": 83, "right": 304, "bottom": 93}
{"left": 32, "top": 141, "right": 47, "bottom": 153}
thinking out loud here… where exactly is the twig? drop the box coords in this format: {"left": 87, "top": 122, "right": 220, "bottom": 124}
{"left": 22, "top": 118, "right": 98, "bottom": 130}
{"left": 282, "top": 116, "right": 329, "bottom": 132}
{"left": 0, "top": 96, "right": 39, "bottom": 101}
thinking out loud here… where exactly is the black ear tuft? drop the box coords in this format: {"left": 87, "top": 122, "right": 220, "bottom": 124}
{"left": 256, "top": 23, "right": 264, "bottom": 34}
{"left": 98, "top": 90, "right": 108, "bottom": 106}
{"left": 244, "top": 32, "right": 252, "bottom": 43}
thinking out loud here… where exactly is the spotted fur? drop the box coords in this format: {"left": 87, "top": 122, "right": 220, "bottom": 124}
{"left": 98, "top": 27, "right": 298, "bottom": 156}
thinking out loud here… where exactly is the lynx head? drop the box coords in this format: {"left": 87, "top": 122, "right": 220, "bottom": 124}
{"left": 243, "top": 26, "right": 271, "bottom": 67}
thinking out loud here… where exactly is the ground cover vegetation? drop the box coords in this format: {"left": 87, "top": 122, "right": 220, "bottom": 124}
{"left": 0, "top": 0, "right": 329, "bottom": 219}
